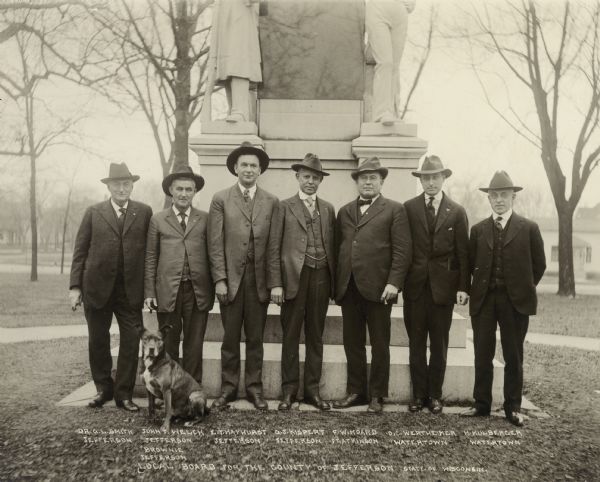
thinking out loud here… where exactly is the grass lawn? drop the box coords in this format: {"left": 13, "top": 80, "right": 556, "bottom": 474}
{"left": 0, "top": 338, "right": 598, "bottom": 480}
{"left": 0, "top": 273, "right": 81, "bottom": 328}
{"left": 453, "top": 293, "right": 600, "bottom": 338}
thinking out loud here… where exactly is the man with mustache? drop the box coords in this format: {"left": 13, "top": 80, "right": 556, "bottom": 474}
{"left": 144, "top": 166, "right": 215, "bottom": 384}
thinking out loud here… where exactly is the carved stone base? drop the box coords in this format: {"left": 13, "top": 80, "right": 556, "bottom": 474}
{"left": 200, "top": 121, "right": 258, "bottom": 135}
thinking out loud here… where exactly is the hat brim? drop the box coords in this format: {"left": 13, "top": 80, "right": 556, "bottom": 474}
{"left": 101, "top": 175, "right": 140, "bottom": 184}
{"left": 226, "top": 145, "right": 270, "bottom": 176}
{"left": 291, "top": 163, "right": 330, "bottom": 176}
{"left": 479, "top": 186, "right": 523, "bottom": 193}
{"left": 412, "top": 168, "right": 452, "bottom": 178}
{"left": 162, "top": 172, "right": 205, "bottom": 196}
{"left": 351, "top": 167, "right": 389, "bottom": 180}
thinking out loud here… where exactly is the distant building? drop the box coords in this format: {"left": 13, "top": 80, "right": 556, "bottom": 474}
{"left": 535, "top": 203, "right": 600, "bottom": 279}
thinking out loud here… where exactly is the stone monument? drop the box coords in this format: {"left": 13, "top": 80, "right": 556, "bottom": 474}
{"left": 186, "top": 0, "right": 503, "bottom": 403}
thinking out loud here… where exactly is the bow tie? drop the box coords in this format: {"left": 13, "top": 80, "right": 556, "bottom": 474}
{"left": 358, "top": 199, "right": 372, "bottom": 207}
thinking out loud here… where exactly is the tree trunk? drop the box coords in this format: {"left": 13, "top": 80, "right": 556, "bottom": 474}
{"left": 61, "top": 186, "right": 72, "bottom": 275}
{"left": 29, "top": 152, "right": 38, "bottom": 282}
{"left": 557, "top": 206, "right": 575, "bottom": 297}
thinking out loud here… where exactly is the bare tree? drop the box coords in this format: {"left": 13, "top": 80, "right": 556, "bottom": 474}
{"left": 89, "top": 0, "right": 211, "bottom": 206}
{"left": 458, "top": 0, "right": 600, "bottom": 297}
{"left": 0, "top": 5, "right": 88, "bottom": 281}
{"left": 399, "top": 4, "right": 438, "bottom": 119}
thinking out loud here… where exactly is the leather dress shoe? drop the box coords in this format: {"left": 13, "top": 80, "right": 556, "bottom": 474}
{"left": 429, "top": 398, "right": 443, "bottom": 414}
{"left": 367, "top": 397, "right": 383, "bottom": 414}
{"left": 248, "top": 394, "right": 268, "bottom": 411}
{"left": 211, "top": 393, "right": 235, "bottom": 410}
{"left": 459, "top": 407, "right": 490, "bottom": 417}
{"left": 333, "top": 393, "right": 368, "bottom": 409}
{"left": 506, "top": 411, "right": 524, "bottom": 427}
{"left": 304, "top": 394, "right": 330, "bottom": 411}
{"left": 115, "top": 399, "right": 140, "bottom": 412}
{"left": 408, "top": 398, "right": 426, "bottom": 412}
{"left": 278, "top": 394, "right": 294, "bottom": 411}
{"left": 88, "top": 392, "right": 112, "bottom": 408}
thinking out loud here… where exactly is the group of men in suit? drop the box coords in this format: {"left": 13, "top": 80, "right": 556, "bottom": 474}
{"left": 69, "top": 142, "right": 545, "bottom": 427}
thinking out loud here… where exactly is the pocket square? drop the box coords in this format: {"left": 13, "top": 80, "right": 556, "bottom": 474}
{"left": 448, "top": 227, "right": 453, "bottom": 231}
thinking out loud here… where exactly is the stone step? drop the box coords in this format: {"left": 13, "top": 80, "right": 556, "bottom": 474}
{"left": 144, "top": 305, "right": 468, "bottom": 348}
{"left": 117, "top": 341, "right": 502, "bottom": 403}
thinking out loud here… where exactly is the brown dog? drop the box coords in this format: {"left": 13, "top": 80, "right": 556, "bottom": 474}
{"left": 141, "top": 326, "right": 208, "bottom": 432}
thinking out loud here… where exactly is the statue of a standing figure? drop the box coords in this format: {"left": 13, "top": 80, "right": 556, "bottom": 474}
{"left": 214, "top": 0, "right": 263, "bottom": 123}
{"left": 366, "top": 0, "right": 415, "bottom": 125}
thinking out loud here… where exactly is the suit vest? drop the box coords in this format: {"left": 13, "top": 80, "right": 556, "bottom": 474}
{"left": 243, "top": 195, "right": 256, "bottom": 261}
{"left": 302, "top": 201, "right": 327, "bottom": 269}
{"left": 490, "top": 217, "right": 510, "bottom": 289}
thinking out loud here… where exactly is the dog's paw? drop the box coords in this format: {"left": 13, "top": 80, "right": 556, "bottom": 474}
{"left": 160, "top": 422, "right": 171, "bottom": 433}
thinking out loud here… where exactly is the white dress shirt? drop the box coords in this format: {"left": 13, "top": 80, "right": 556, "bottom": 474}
{"left": 492, "top": 209, "right": 513, "bottom": 229}
{"left": 424, "top": 191, "right": 443, "bottom": 216}
{"left": 111, "top": 199, "right": 129, "bottom": 218}
{"left": 359, "top": 194, "right": 380, "bottom": 215}
{"left": 172, "top": 205, "right": 192, "bottom": 224}
{"left": 238, "top": 183, "right": 257, "bottom": 200}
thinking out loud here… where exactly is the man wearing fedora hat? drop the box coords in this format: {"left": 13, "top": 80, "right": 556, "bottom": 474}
{"left": 461, "top": 171, "right": 545, "bottom": 427}
{"left": 208, "top": 141, "right": 280, "bottom": 411}
{"left": 403, "top": 155, "right": 470, "bottom": 414}
{"left": 334, "top": 157, "right": 412, "bottom": 413}
{"left": 70, "top": 163, "right": 153, "bottom": 411}
{"left": 144, "top": 166, "right": 214, "bottom": 384}
{"left": 269, "top": 153, "right": 336, "bottom": 411}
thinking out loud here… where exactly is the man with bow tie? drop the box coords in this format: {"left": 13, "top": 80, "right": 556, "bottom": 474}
{"left": 144, "top": 166, "right": 214, "bottom": 384}
{"left": 208, "top": 142, "right": 280, "bottom": 411}
{"left": 334, "top": 157, "right": 412, "bottom": 413}
{"left": 70, "top": 163, "right": 153, "bottom": 411}
{"left": 270, "top": 153, "right": 336, "bottom": 412}
{"left": 461, "top": 171, "right": 546, "bottom": 427}
{"left": 403, "top": 155, "right": 470, "bottom": 415}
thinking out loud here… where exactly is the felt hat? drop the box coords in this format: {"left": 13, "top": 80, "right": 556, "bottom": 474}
{"left": 100, "top": 162, "right": 140, "bottom": 184}
{"left": 412, "top": 155, "right": 452, "bottom": 178}
{"left": 225, "top": 141, "right": 270, "bottom": 176}
{"left": 479, "top": 170, "right": 523, "bottom": 192}
{"left": 162, "top": 165, "right": 205, "bottom": 196}
{"left": 291, "top": 153, "right": 330, "bottom": 176}
{"left": 351, "top": 157, "right": 388, "bottom": 180}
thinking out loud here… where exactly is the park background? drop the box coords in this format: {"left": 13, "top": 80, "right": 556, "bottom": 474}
{"left": 0, "top": 0, "right": 599, "bottom": 480}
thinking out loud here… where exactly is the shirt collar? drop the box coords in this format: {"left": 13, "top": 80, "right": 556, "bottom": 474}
{"left": 298, "top": 191, "right": 316, "bottom": 202}
{"left": 359, "top": 194, "right": 380, "bottom": 203}
{"left": 424, "top": 191, "right": 443, "bottom": 204}
{"left": 172, "top": 205, "right": 192, "bottom": 218}
{"left": 238, "top": 183, "right": 257, "bottom": 199}
{"left": 111, "top": 199, "right": 129, "bottom": 215}
{"left": 492, "top": 209, "right": 513, "bottom": 227}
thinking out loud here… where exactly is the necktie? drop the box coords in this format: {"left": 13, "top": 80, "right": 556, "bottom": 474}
{"left": 117, "top": 207, "right": 126, "bottom": 232}
{"left": 180, "top": 212, "right": 187, "bottom": 231}
{"left": 495, "top": 216, "right": 503, "bottom": 231}
{"left": 304, "top": 197, "right": 315, "bottom": 215}
{"left": 243, "top": 189, "right": 250, "bottom": 203}
{"left": 426, "top": 196, "right": 436, "bottom": 230}
{"left": 358, "top": 199, "right": 372, "bottom": 207}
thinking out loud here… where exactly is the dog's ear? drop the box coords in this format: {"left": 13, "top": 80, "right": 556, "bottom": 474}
{"left": 158, "top": 324, "right": 172, "bottom": 338}
{"left": 141, "top": 327, "right": 150, "bottom": 338}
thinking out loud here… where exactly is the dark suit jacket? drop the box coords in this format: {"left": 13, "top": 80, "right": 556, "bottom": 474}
{"left": 335, "top": 195, "right": 412, "bottom": 303}
{"left": 70, "top": 199, "right": 153, "bottom": 310}
{"left": 469, "top": 212, "right": 546, "bottom": 316}
{"left": 208, "top": 184, "right": 280, "bottom": 303}
{"left": 271, "top": 193, "right": 336, "bottom": 300}
{"left": 144, "top": 207, "right": 215, "bottom": 312}
{"left": 403, "top": 192, "right": 470, "bottom": 305}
